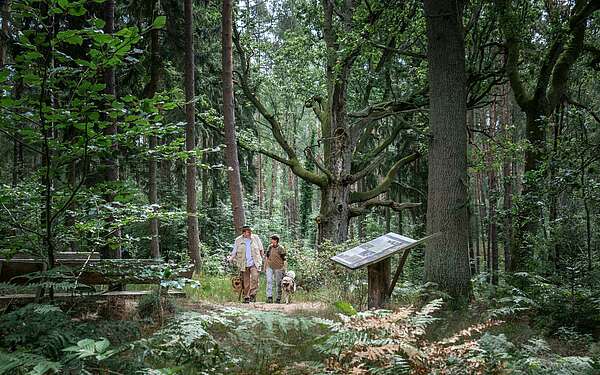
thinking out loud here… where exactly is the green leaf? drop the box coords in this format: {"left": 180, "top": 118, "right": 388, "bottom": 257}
{"left": 57, "top": 31, "right": 83, "bottom": 45}
{"left": 0, "top": 69, "right": 9, "bottom": 83}
{"left": 29, "top": 361, "right": 62, "bottom": 375}
{"left": 152, "top": 16, "right": 166, "bottom": 29}
{"left": 67, "top": 4, "right": 86, "bottom": 17}
{"left": 94, "top": 338, "right": 110, "bottom": 353}
{"left": 57, "top": 0, "right": 69, "bottom": 9}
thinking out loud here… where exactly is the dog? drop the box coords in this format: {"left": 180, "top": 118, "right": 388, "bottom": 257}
{"left": 231, "top": 275, "right": 243, "bottom": 301}
{"left": 280, "top": 270, "right": 296, "bottom": 304}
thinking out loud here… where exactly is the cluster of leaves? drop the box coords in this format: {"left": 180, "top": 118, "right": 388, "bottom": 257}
{"left": 316, "top": 297, "right": 598, "bottom": 374}
{"left": 317, "top": 299, "right": 449, "bottom": 374}
{"left": 0, "top": 303, "right": 140, "bottom": 374}
{"left": 130, "top": 307, "right": 328, "bottom": 374}
{"left": 474, "top": 271, "right": 600, "bottom": 336}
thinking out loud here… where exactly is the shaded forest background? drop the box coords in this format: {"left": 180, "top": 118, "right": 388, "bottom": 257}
{"left": 0, "top": 0, "right": 600, "bottom": 373}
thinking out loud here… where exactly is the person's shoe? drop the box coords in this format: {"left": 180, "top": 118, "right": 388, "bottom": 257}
{"left": 266, "top": 297, "right": 273, "bottom": 303}
{"left": 275, "top": 298, "right": 281, "bottom": 304}
{"left": 243, "top": 297, "right": 250, "bottom": 304}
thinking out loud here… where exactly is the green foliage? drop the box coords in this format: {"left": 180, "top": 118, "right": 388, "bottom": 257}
{"left": 0, "top": 351, "right": 62, "bottom": 375}
{"left": 316, "top": 299, "right": 444, "bottom": 374}
{"left": 132, "top": 307, "right": 328, "bottom": 374}
{"left": 474, "top": 271, "right": 600, "bottom": 336}
{"left": 62, "top": 338, "right": 120, "bottom": 361}
{"left": 474, "top": 334, "right": 596, "bottom": 375}
{"left": 137, "top": 290, "right": 177, "bottom": 321}
{"left": 0, "top": 302, "right": 140, "bottom": 374}
{"left": 133, "top": 311, "right": 231, "bottom": 373}
{"left": 333, "top": 301, "right": 357, "bottom": 316}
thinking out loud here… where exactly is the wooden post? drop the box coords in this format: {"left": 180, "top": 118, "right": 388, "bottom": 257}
{"left": 368, "top": 258, "right": 390, "bottom": 309}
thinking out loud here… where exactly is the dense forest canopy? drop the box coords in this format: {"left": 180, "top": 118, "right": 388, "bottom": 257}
{"left": 0, "top": 0, "right": 600, "bottom": 373}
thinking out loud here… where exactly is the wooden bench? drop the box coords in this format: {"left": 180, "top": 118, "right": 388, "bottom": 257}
{"left": 0, "top": 252, "right": 193, "bottom": 285}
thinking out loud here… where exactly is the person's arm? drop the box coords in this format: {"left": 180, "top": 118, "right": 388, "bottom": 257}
{"left": 280, "top": 245, "right": 286, "bottom": 261}
{"left": 257, "top": 235, "right": 264, "bottom": 257}
{"left": 228, "top": 242, "right": 237, "bottom": 262}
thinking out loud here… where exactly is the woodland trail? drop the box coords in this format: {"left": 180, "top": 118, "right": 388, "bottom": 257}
{"left": 182, "top": 300, "right": 330, "bottom": 315}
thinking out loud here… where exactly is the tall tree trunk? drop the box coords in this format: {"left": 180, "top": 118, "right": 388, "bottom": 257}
{"left": 0, "top": 0, "right": 8, "bottom": 66}
{"left": 501, "top": 85, "right": 513, "bottom": 271}
{"left": 487, "top": 104, "right": 499, "bottom": 285}
{"left": 509, "top": 110, "right": 545, "bottom": 271}
{"left": 149, "top": 134, "right": 160, "bottom": 258}
{"left": 222, "top": 0, "right": 246, "bottom": 234}
{"left": 256, "top": 152, "right": 264, "bottom": 211}
{"left": 184, "top": 0, "right": 200, "bottom": 269}
{"left": 269, "top": 160, "right": 277, "bottom": 216}
{"left": 100, "top": 0, "right": 121, "bottom": 260}
{"left": 145, "top": 9, "right": 162, "bottom": 259}
{"left": 477, "top": 171, "right": 488, "bottom": 269}
{"left": 423, "top": 0, "right": 471, "bottom": 303}
{"left": 317, "top": 183, "right": 351, "bottom": 244}
{"left": 471, "top": 188, "right": 480, "bottom": 274}
{"left": 488, "top": 156, "right": 499, "bottom": 285}
{"left": 581, "top": 156, "right": 592, "bottom": 271}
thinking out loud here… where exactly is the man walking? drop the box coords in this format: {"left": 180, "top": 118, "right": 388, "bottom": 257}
{"left": 265, "top": 234, "right": 286, "bottom": 303}
{"left": 228, "top": 225, "right": 264, "bottom": 303}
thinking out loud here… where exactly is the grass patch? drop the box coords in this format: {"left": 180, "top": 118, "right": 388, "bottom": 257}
{"left": 186, "top": 273, "right": 320, "bottom": 304}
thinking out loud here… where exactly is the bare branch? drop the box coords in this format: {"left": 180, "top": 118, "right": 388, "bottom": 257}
{"left": 567, "top": 97, "right": 600, "bottom": 124}
{"left": 350, "top": 199, "right": 421, "bottom": 218}
{"left": 350, "top": 152, "right": 420, "bottom": 203}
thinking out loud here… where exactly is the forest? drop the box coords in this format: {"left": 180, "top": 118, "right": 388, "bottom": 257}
{"left": 0, "top": 0, "right": 599, "bottom": 374}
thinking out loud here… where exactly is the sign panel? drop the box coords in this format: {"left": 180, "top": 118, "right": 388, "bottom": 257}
{"left": 330, "top": 232, "right": 418, "bottom": 270}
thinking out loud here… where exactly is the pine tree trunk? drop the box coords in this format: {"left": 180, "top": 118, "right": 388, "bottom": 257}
{"left": 222, "top": 0, "right": 246, "bottom": 234}
{"left": 145, "top": 10, "right": 161, "bottom": 259}
{"left": 501, "top": 90, "right": 513, "bottom": 271}
{"left": 477, "top": 171, "right": 488, "bottom": 268}
{"left": 184, "top": 0, "right": 200, "bottom": 269}
{"left": 488, "top": 163, "right": 499, "bottom": 284}
{"left": 256, "top": 153, "right": 264, "bottom": 211}
{"left": 101, "top": 0, "right": 121, "bottom": 260}
{"left": 0, "top": 0, "right": 8, "bottom": 67}
{"left": 149, "top": 134, "right": 160, "bottom": 258}
{"left": 269, "top": 160, "right": 277, "bottom": 216}
{"left": 423, "top": 0, "right": 471, "bottom": 303}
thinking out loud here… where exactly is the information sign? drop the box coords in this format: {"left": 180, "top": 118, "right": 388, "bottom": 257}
{"left": 330, "top": 232, "right": 418, "bottom": 270}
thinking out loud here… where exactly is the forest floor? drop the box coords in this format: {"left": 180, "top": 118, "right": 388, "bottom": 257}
{"left": 182, "top": 299, "right": 331, "bottom": 315}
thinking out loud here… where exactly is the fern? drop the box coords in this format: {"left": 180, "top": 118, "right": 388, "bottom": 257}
{"left": 0, "top": 351, "right": 62, "bottom": 375}
{"left": 407, "top": 298, "right": 443, "bottom": 332}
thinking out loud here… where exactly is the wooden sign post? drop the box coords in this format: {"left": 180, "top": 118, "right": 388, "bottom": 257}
{"left": 331, "top": 232, "right": 434, "bottom": 309}
{"left": 367, "top": 258, "right": 390, "bottom": 308}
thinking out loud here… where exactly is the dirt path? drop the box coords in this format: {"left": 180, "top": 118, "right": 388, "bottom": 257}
{"left": 182, "top": 300, "right": 330, "bottom": 315}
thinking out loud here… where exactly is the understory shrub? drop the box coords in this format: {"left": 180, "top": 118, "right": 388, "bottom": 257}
{"left": 0, "top": 303, "right": 140, "bottom": 374}
{"left": 137, "top": 290, "right": 177, "bottom": 321}
{"left": 474, "top": 271, "right": 600, "bottom": 337}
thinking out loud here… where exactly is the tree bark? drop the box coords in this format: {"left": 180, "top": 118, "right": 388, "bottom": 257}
{"left": 487, "top": 107, "right": 499, "bottom": 285}
{"left": 0, "top": 0, "right": 8, "bottom": 67}
{"left": 501, "top": 84, "right": 513, "bottom": 272}
{"left": 184, "top": 0, "right": 201, "bottom": 269}
{"left": 101, "top": 0, "right": 121, "bottom": 260}
{"left": 149, "top": 134, "right": 160, "bottom": 259}
{"left": 222, "top": 0, "right": 246, "bottom": 234}
{"left": 269, "top": 160, "right": 277, "bottom": 216}
{"left": 145, "top": 6, "right": 162, "bottom": 259}
{"left": 423, "top": 0, "right": 471, "bottom": 304}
